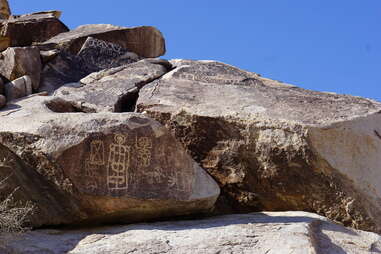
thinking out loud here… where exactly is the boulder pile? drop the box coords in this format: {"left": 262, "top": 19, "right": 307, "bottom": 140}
{"left": 0, "top": 1, "right": 381, "bottom": 251}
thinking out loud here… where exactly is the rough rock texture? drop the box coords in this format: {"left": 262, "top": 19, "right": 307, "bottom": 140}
{"left": 38, "top": 24, "right": 166, "bottom": 58}
{"left": 39, "top": 38, "right": 145, "bottom": 94}
{"left": 0, "top": 11, "right": 69, "bottom": 50}
{"left": 0, "top": 94, "right": 5, "bottom": 108}
{"left": 53, "top": 59, "right": 171, "bottom": 112}
{"left": 0, "top": 94, "right": 219, "bottom": 227}
{"left": 3, "top": 212, "right": 381, "bottom": 254}
{"left": 77, "top": 37, "right": 142, "bottom": 72}
{"left": 0, "top": 0, "right": 10, "bottom": 20}
{"left": 0, "top": 46, "right": 41, "bottom": 90}
{"left": 4, "top": 75, "right": 32, "bottom": 101}
{"left": 137, "top": 59, "right": 381, "bottom": 233}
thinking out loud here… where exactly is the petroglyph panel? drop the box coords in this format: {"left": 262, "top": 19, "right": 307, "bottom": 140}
{"left": 172, "top": 62, "right": 260, "bottom": 86}
{"left": 60, "top": 126, "right": 194, "bottom": 200}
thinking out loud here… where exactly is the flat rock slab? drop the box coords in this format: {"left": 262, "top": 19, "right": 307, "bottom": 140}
{"left": 0, "top": 94, "right": 219, "bottom": 227}
{"left": 0, "top": 11, "right": 69, "bottom": 50}
{"left": 137, "top": 59, "right": 381, "bottom": 233}
{"left": 53, "top": 59, "right": 171, "bottom": 112}
{"left": 37, "top": 24, "right": 166, "bottom": 58}
{"left": 4, "top": 212, "right": 381, "bottom": 254}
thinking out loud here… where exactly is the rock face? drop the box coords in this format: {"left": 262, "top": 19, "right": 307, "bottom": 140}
{"left": 0, "top": 94, "right": 5, "bottom": 108}
{"left": 0, "top": 11, "right": 69, "bottom": 51}
{"left": 0, "top": 93, "right": 219, "bottom": 227}
{"left": 137, "top": 59, "right": 381, "bottom": 233}
{"left": 53, "top": 59, "right": 171, "bottom": 112}
{"left": 4, "top": 212, "right": 381, "bottom": 254}
{"left": 4, "top": 75, "right": 32, "bottom": 101}
{"left": 0, "top": 46, "right": 41, "bottom": 90}
{"left": 0, "top": 0, "right": 10, "bottom": 20}
{"left": 37, "top": 24, "right": 166, "bottom": 58}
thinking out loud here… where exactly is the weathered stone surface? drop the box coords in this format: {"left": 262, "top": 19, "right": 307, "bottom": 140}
{"left": 53, "top": 59, "right": 171, "bottom": 112}
{"left": 4, "top": 75, "right": 32, "bottom": 101}
{"left": 0, "top": 0, "right": 10, "bottom": 20}
{"left": 3, "top": 212, "right": 381, "bottom": 254}
{"left": 0, "top": 11, "right": 68, "bottom": 50}
{"left": 38, "top": 24, "right": 166, "bottom": 58}
{"left": 77, "top": 37, "right": 142, "bottom": 71}
{"left": 0, "top": 94, "right": 5, "bottom": 108}
{"left": 39, "top": 38, "right": 146, "bottom": 94}
{"left": 0, "top": 93, "right": 219, "bottom": 227}
{"left": 137, "top": 59, "right": 381, "bottom": 233}
{"left": 0, "top": 46, "right": 41, "bottom": 90}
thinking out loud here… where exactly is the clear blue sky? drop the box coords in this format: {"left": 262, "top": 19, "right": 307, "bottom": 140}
{"left": 10, "top": 1, "right": 381, "bottom": 102}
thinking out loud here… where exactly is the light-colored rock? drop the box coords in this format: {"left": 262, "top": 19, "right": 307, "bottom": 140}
{"left": 0, "top": 94, "right": 5, "bottom": 108}
{"left": 4, "top": 75, "right": 32, "bottom": 101}
{"left": 136, "top": 59, "right": 381, "bottom": 233}
{"left": 0, "top": 11, "right": 68, "bottom": 51}
{"left": 0, "top": 46, "right": 41, "bottom": 90}
{"left": 3, "top": 212, "right": 381, "bottom": 254}
{"left": 0, "top": 75, "right": 219, "bottom": 227}
{"left": 37, "top": 24, "right": 166, "bottom": 58}
{"left": 53, "top": 59, "right": 171, "bottom": 112}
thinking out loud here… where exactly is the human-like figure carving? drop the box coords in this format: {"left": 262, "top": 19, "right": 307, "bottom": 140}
{"left": 107, "top": 134, "right": 130, "bottom": 192}
{"left": 89, "top": 140, "right": 104, "bottom": 165}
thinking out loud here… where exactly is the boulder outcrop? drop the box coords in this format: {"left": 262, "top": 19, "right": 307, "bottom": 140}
{"left": 0, "top": 0, "right": 10, "bottom": 20}
{"left": 3, "top": 212, "right": 381, "bottom": 254}
{"left": 137, "top": 59, "right": 381, "bottom": 233}
{"left": 0, "top": 94, "right": 219, "bottom": 227}
{"left": 0, "top": 46, "right": 41, "bottom": 90}
{"left": 0, "top": 11, "right": 69, "bottom": 51}
{"left": 37, "top": 24, "right": 166, "bottom": 58}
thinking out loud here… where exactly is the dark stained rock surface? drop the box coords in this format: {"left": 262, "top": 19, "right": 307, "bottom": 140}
{"left": 0, "top": 46, "right": 41, "bottom": 90}
{"left": 37, "top": 24, "right": 166, "bottom": 58}
{"left": 137, "top": 59, "right": 381, "bottom": 233}
{"left": 53, "top": 59, "right": 171, "bottom": 112}
{"left": 0, "top": 94, "right": 5, "bottom": 108}
{"left": 0, "top": 94, "right": 219, "bottom": 227}
{"left": 0, "top": 11, "right": 69, "bottom": 50}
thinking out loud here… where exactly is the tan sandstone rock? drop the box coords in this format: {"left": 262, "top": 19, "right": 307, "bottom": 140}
{"left": 0, "top": 0, "right": 10, "bottom": 20}
{"left": 136, "top": 59, "right": 381, "bottom": 233}
{"left": 0, "top": 11, "right": 69, "bottom": 51}
{"left": 37, "top": 24, "right": 166, "bottom": 58}
{"left": 3, "top": 212, "right": 381, "bottom": 254}
{"left": 0, "top": 46, "right": 41, "bottom": 90}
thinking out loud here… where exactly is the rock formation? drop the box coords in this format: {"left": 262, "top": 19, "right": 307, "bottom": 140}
{"left": 0, "top": 1, "right": 381, "bottom": 252}
{"left": 137, "top": 59, "right": 381, "bottom": 233}
{"left": 4, "top": 212, "right": 381, "bottom": 253}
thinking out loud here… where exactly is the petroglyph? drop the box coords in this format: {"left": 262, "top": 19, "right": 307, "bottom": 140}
{"left": 136, "top": 137, "right": 152, "bottom": 167}
{"left": 89, "top": 140, "right": 105, "bottom": 165}
{"left": 107, "top": 134, "right": 130, "bottom": 192}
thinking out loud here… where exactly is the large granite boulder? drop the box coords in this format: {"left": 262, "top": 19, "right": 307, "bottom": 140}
{"left": 39, "top": 38, "right": 145, "bottom": 94}
{"left": 53, "top": 59, "right": 171, "bottom": 112}
{"left": 0, "top": 11, "right": 69, "bottom": 51}
{"left": 37, "top": 24, "right": 166, "bottom": 58}
{"left": 137, "top": 59, "right": 381, "bottom": 233}
{"left": 0, "top": 46, "right": 41, "bottom": 90}
{"left": 0, "top": 94, "right": 219, "bottom": 227}
{"left": 4, "top": 212, "right": 381, "bottom": 254}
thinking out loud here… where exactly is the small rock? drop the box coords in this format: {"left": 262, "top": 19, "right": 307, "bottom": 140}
{"left": 0, "top": 46, "right": 41, "bottom": 90}
{"left": 4, "top": 75, "right": 32, "bottom": 101}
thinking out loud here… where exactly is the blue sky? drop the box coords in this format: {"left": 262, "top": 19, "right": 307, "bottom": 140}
{"left": 10, "top": 1, "right": 381, "bottom": 101}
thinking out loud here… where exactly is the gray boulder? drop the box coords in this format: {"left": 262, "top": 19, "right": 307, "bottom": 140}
{"left": 3, "top": 212, "right": 381, "bottom": 254}
{"left": 0, "top": 46, "right": 41, "bottom": 90}
{"left": 4, "top": 75, "right": 32, "bottom": 101}
{"left": 137, "top": 59, "right": 381, "bottom": 233}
